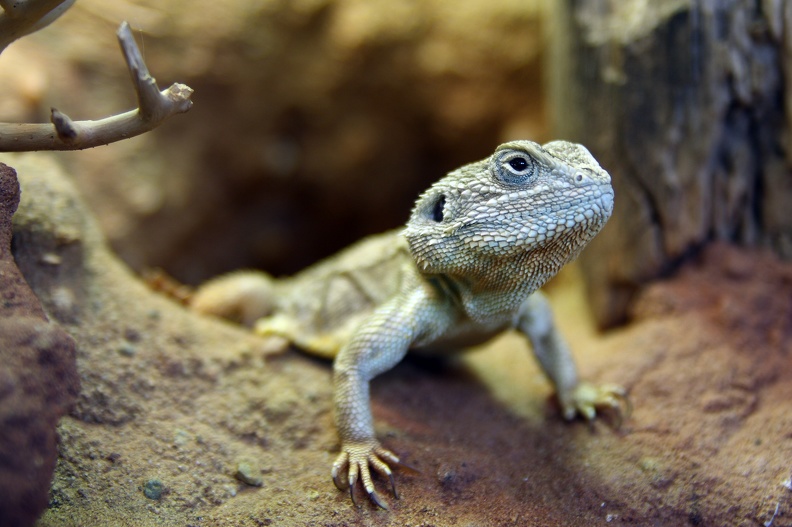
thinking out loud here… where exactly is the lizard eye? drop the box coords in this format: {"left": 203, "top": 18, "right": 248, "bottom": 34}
{"left": 494, "top": 150, "right": 536, "bottom": 185}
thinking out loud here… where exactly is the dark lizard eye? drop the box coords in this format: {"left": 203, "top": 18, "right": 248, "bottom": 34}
{"left": 508, "top": 157, "right": 529, "bottom": 171}
{"left": 431, "top": 194, "right": 446, "bottom": 222}
{"left": 495, "top": 150, "right": 536, "bottom": 185}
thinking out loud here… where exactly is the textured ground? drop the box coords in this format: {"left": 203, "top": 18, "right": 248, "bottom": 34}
{"left": 0, "top": 154, "right": 788, "bottom": 527}
{"left": 2, "top": 2, "right": 791, "bottom": 526}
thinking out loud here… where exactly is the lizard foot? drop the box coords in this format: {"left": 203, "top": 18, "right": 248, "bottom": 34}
{"left": 331, "top": 440, "right": 400, "bottom": 510}
{"left": 561, "top": 381, "right": 631, "bottom": 426}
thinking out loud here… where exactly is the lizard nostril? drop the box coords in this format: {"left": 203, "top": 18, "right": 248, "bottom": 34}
{"left": 431, "top": 194, "right": 446, "bottom": 222}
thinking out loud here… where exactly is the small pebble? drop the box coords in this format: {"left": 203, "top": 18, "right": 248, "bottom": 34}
{"left": 173, "top": 429, "right": 190, "bottom": 447}
{"left": 306, "top": 489, "right": 320, "bottom": 501}
{"left": 118, "top": 343, "right": 137, "bottom": 357}
{"left": 41, "top": 252, "right": 62, "bottom": 265}
{"left": 235, "top": 462, "right": 263, "bottom": 487}
{"left": 143, "top": 479, "right": 164, "bottom": 500}
{"left": 124, "top": 328, "right": 141, "bottom": 342}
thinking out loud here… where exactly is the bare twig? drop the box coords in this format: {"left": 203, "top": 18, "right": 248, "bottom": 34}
{"left": 0, "top": 21, "right": 193, "bottom": 151}
{"left": 0, "top": 0, "right": 75, "bottom": 54}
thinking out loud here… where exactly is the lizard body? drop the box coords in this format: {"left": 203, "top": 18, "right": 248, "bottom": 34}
{"left": 191, "top": 139, "right": 625, "bottom": 509}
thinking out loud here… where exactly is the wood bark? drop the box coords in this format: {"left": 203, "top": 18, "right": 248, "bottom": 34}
{"left": 550, "top": 0, "right": 792, "bottom": 326}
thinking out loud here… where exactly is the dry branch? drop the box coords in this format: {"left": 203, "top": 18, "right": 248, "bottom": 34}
{"left": 0, "top": 21, "right": 193, "bottom": 152}
{"left": 0, "top": 0, "right": 74, "bottom": 53}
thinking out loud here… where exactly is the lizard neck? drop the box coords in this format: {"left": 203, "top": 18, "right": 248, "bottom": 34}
{"left": 423, "top": 234, "right": 589, "bottom": 323}
{"left": 425, "top": 251, "right": 560, "bottom": 323}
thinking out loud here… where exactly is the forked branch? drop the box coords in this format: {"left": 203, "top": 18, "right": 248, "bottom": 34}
{"left": 0, "top": 21, "right": 193, "bottom": 151}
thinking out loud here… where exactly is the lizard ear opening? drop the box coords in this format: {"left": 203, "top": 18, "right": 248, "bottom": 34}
{"left": 408, "top": 190, "right": 449, "bottom": 228}
{"left": 430, "top": 194, "right": 446, "bottom": 222}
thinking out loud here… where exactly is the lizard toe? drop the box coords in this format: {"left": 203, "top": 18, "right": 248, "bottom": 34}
{"left": 564, "top": 381, "right": 631, "bottom": 427}
{"left": 333, "top": 440, "right": 403, "bottom": 509}
{"left": 368, "top": 450, "right": 399, "bottom": 500}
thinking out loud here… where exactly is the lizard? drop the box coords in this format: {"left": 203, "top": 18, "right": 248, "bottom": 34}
{"left": 190, "top": 139, "right": 626, "bottom": 509}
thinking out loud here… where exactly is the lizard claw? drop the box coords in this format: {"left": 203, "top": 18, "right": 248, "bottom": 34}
{"left": 331, "top": 440, "right": 401, "bottom": 509}
{"left": 562, "top": 381, "right": 630, "bottom": 427}
{"left": 332, "top": 451, "right": 349, "bottom": 492}
{"left": 367, "top": 488, "right": 389, "bottom": 510}
{"left": 349, "top": 476, "right": 359, "bottom": 507}
{"left": 388, "top": 472, "right": 399, "bottom": 500}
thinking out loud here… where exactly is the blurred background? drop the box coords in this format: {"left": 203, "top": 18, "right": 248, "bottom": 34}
{"left": 0, "top": 0, "right": 548, "bottom": 281}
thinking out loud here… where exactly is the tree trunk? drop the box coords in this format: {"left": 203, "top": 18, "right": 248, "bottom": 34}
{"left": 550, "top": 0, "right": 792, "bottom": 327}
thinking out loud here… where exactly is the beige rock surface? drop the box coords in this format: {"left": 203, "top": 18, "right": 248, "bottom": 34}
{"left": 3, "top": 154, "right": 788, "bottom": 526}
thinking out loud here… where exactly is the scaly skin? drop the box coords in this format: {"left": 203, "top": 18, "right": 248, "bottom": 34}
{"left": 191, "top": 139, "right": 626, "bottom": 510}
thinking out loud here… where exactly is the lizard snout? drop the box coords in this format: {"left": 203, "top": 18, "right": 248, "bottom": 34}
{"left": 600, "top": 188, "right": 615, "bottom": 216}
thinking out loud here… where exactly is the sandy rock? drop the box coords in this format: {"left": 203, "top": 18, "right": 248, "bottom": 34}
{"left": 0, "top": 163, "right": 79, "bottom": 527}
{"left": 4, "top": 155, "right": 789, "bottom": 526}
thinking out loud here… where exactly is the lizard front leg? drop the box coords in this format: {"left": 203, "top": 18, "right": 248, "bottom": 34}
{"left": 516, "top": 291, "right": 628, "bottom": 422}
{"left": 331, "top": 286, "right": 450, "bottom": 509}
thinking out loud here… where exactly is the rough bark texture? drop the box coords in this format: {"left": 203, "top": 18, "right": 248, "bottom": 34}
{"left": 550, "top": 0, "right": 792, "bottom": 327}
{"left": 0, "top": 162, "right": 80, "bottom": 527}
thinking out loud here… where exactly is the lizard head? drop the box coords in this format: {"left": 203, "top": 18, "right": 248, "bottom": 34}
{"left": 403, "top": 139, "right": 613, "bottom": 301}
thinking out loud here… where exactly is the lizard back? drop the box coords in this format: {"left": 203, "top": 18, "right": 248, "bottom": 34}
{"left": 256, "top": 230, "right": 414, "bottom": 357}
